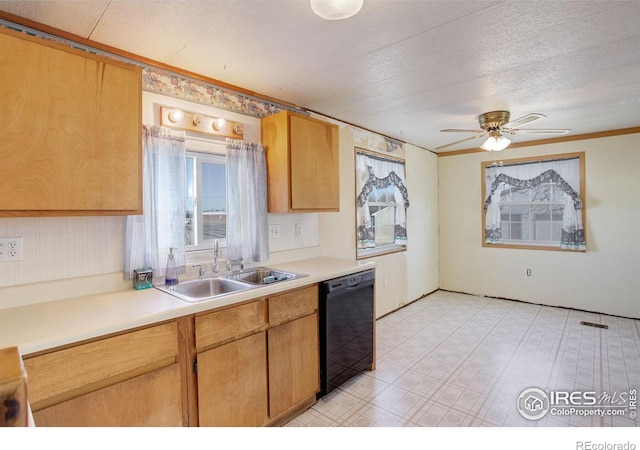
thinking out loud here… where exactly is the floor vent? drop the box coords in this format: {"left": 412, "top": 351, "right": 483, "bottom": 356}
{"left": 580, "top": 321, "right": 608, "bottom": 329}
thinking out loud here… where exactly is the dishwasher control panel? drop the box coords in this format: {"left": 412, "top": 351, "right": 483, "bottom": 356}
{"left": 325, "top": 270, "right": 375, "bottom": 293}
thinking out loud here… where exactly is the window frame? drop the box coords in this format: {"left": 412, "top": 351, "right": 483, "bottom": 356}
{"left": 185, "top": 149, "right": 227, "bottom": 253}
{"left": 355, "top": 147, "right": 409, "bottom": 260}
{"left": 481, "top": 152, "right": 586, "bottom": 252}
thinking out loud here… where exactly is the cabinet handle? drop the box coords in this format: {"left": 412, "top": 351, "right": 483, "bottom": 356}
{"left": 192, "top": 359, "right": 198, "bottom": 375}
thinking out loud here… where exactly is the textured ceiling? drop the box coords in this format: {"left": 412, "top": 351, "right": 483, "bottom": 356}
{"left": 1, "top": 0, "right": 639, "bottom": 152}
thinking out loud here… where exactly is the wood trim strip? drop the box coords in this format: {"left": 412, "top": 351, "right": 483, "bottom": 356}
{"left": 439, "top": 127, "right": 640, "bottom": 157}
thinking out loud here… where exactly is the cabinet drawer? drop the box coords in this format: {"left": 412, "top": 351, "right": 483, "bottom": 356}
{"left": 195, "top": 299, "right": 267, "bottom": 352}
{"left": 269, "top": 285, "right": 318, "bottom": 326}
{"left": 24, "top": 322, "right": 179, "bottom": 410}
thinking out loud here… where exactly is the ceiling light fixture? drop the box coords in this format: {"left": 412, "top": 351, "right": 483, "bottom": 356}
{"left": 310, "top": 0, "right": 363, "bottom": 20}
{"left": 481, "top": 132, "right": 511, "bottom": 151}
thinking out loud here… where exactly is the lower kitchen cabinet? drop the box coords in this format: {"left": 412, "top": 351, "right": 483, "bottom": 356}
{"left": 267, "top": 284, "right": 320, "bottom": 421}
{"left": 197, "top": 331, "right": 269, "bottom": 427}
{"left": 23, "top": 321, "right": 185, "bottom": 427}
{"left": 268, "top": 313, "right": 319, "bottom": 419}
{"left": 193, "top": 299, "right": 269, "bottom": 427}
{"left": 20, "top": 284, "right": 321, "bottom": 427}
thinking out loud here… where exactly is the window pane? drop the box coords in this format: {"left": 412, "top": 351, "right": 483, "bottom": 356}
{"left": 185, "top": 157, "right": 196, "bottom": 246}
{"left": 511, "top": 205, "right": 530, "bottom": 240}
{"left": 201, "top": 162, "right": 226, "bottom": 240}
{"left": 551, "top": 204, "right": 564, "bottom": 241}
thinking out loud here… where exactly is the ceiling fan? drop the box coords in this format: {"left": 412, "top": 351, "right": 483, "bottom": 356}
{"left": 436, "top": 111, "right": 570, "bottom": 151}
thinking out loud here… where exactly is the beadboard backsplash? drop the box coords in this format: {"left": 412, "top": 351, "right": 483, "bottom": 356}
{"left": 0, "top": 216, "right": 126, "bottom": 288}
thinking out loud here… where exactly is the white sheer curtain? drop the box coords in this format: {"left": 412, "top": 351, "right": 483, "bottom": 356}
{"left": 225, "top": 139, "right": 269, "bottom": 265}
{"left": 124, "top": 125, "right": 186, "bottom": 282}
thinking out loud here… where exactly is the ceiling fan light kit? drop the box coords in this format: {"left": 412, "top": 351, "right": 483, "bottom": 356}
{"left": 310, "top": 0, "right": 363, "bottom": 20}
{"left": 481, "top": 134, "right": 511, "bottom": 151}
{"left": 436, "top": 110, "right": 570, "bottom": 151}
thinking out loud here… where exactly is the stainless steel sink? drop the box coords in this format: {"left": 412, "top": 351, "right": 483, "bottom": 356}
{"left": 225, "top": 267, "right": 307, "bottom": 285}
{"left": 157, "top": 277, "right": 254, "bottom": 303}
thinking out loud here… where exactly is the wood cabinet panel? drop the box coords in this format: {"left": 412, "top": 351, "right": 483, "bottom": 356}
{"left": 24, "top": 322, "right": 178, "bottom": 410}
{"left": 197, "top": 331, "right": 268, "bottom": 427}
{"left": 33, "top": 363, "right": 183, "bottom": 427}
{"left": 268, "top": 284, "right": 318, "bottom": 326}
{"left": 268, "top": 313, "right": 319, "bottom": 418}
{"left": 262, "top": 110, "right": 339, "bottom": 213}
{"left": 0, "top": 27, "right": 141, "bottom": 216}
{"left": 195, "top": 299, "right": 267, "bottom": 352}
{"left": 289, "top": 114, "right": 339, "bottom": 210}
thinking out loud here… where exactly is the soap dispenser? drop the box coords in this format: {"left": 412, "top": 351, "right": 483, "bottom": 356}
{"left": 165, "top": 247, "right": 179, "bottom": 286}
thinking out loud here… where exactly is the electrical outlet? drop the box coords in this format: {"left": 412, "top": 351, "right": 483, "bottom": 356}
{"left": 295, "top": 223, "right": 303, "bottom": 237}
{"left": 269, "top": 224, "right": 280, "bottom": 239}
{"left": 0, "top": 237, "right": 23, "bottom": 261}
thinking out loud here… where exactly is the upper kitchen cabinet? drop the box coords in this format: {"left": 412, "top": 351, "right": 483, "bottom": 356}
{"left": 262, "top": 111, "right": 339, "bottom": 213}
{"left": 0, "top": 27, "right": 142, "bottom": 216}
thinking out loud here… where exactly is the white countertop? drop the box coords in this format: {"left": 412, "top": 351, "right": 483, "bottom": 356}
{"left": 0, "top": 257, "right": 375, "bottom": 356}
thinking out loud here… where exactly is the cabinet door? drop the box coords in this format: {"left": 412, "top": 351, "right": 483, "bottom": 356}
{"left": 289, "top": 114, "right": 339, "bottom": 211}
{"left": 32, "top": 363, "right": 183, "bottom": 427}
{"left": 0, "top": 27, "right": 141, "bottom": 215}
{"left": 268, "top": 313, "right": 319, "bottom": 418}
{"left": 197, "top": 331, "right": 268, "bottom": 427}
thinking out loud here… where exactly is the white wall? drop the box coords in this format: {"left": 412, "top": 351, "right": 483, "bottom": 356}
{"left": 438, "top": 133, "right": 640, "bottom": 319}
{"left": 317, "top": 117, "right": 440, "bottom": 318}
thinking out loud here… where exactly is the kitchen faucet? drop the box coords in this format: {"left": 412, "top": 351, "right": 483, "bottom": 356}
{"left": 227, "top": 256, "right": 244, "bottom": 273}
{"left": 212, "top": 239, "right": 220, "bottom": 275}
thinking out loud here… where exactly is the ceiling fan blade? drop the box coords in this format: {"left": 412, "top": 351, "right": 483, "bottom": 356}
{"left": 435, "top": 133, "right": 487, "bottom": 150}
{"left": 440, "top": 128, "right": 484, "bottom": 133}
{"left": 511, "top": 128, "right": 571, "bottom": 135}
{"left": 503, "top": 113, "right": 546, "bottom": 128}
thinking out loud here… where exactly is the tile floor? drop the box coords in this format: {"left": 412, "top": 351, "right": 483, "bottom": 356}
{"left": 286, "top": 290, "right": 640, "bottom": 427}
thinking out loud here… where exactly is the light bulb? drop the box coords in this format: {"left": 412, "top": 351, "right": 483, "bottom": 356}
{"left": 212, "top": 117, "right": 227, "bottom": 131}
{"left": 167, "top": 109, "right": 183, "bottom": 123}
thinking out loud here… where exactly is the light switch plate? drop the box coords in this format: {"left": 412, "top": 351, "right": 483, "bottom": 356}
{"left": 0, "top": 237, "right": 23, "bottom": 261}
{"left": 269, "top": 224, "right": 280, "bottom": 239}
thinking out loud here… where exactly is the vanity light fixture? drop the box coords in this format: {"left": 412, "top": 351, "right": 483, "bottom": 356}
{"left": 160, "top": 106, "right": 243, "bottom": 139}
{"left": 310, "top": 0, "right": 363, "bottom": 20}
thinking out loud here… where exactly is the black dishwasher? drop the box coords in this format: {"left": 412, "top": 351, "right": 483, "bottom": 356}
{"left": 318, "top": 269, "right": 375, "bottom": 398}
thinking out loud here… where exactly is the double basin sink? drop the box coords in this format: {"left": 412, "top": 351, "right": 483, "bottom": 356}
{"left": 156, "top": 267, "right": 307, "bottom": 303}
